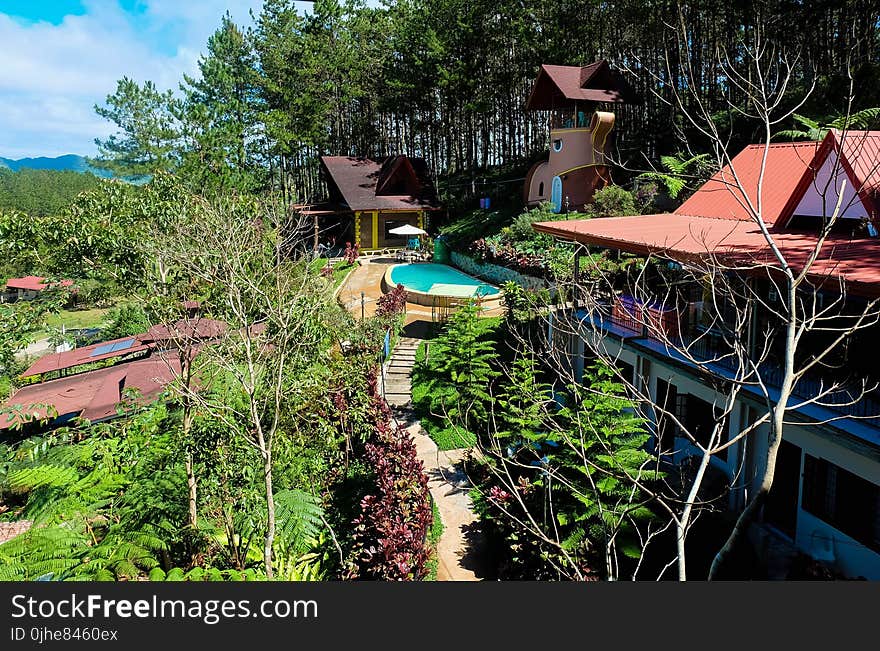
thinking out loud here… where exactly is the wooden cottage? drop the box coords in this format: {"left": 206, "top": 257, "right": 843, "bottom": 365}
{"left": 298, "top": 155, "right": 442, "bottom": 253}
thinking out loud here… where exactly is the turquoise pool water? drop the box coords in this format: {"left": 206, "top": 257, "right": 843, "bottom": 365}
{"left": 389, "top": 263, "right": 498, "bottom": 297}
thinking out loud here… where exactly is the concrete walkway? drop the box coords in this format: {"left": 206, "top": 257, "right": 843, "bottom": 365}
{"left": 382, "top": 332, "right": 486, "bottom": 581}
{"left": 339, "top": 254, "right": 490, "bottom": 580}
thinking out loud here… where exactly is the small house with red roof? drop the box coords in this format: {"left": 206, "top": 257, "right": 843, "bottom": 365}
{"left": 524, "top": 61, "right": 636, "bottom": 213}
{"left": 296, "top": 155, "right": 442, "bottom": 253}
{"left": 1, "top": 316, "right": 230, "bottom": 435}
{"left": 535, "top": 129, "right": 880, "bottom": 579}
{"left": 2, "top": 276, "right": 74, "bottom": 302}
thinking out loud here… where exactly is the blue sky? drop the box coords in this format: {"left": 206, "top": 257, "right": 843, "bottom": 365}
{"left": 0, "top": 1, "right": 318, "bottom": 158}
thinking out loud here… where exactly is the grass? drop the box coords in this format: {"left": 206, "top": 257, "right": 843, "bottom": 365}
{"left": 437, "top": 206, "right": 518, "bottom": 251}
{"left": 33, "top": 306, "right": 112, "bottom": 340}
{"left": 310, "top": 257, "right": 357, "bottom": 290}
{"left": 411, "top": 326, "right": 497, "bottom": 451}
{"left": 424, "top": 497, "right": 444, "bottom": 581}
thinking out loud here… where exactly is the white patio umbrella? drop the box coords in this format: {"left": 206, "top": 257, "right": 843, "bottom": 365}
{"left": 388, "top": 224, "right": 428, "bottom": 236}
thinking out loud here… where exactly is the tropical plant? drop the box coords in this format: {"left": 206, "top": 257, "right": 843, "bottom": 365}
{"left": 774, "top": 108, "right": 880, "bottom": 141}
{"left": 636, "top": 153, "right": 713, "bottom": 200}
{"left": 428, "top": 301, "right": 499, "bottom": 431}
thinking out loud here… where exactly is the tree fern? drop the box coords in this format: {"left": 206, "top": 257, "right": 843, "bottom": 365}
{"left": 274, "top": 489, "right": 324, "bottom": 558}
{"left": 636, "top": 153, "right": 712, "bottom": 199}
{"left": 774, "top": 108, "right": 880, "bottom": 140}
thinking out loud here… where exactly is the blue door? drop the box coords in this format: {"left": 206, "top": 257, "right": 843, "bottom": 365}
{"left": 550, "top": 176, "right": 563, "bottom": 213}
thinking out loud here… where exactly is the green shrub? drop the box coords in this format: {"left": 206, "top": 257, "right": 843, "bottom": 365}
{"left": 586, "top": 185, "right": 637, "bottom": 218}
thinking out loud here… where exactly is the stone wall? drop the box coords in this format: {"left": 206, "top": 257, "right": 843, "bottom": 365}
{"left": 450, "top": 251, "right": 548, "bottom": 291}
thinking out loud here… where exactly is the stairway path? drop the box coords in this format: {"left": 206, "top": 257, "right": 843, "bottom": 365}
{"left": 382, "top": 336, "right": 486, "bottom": 581}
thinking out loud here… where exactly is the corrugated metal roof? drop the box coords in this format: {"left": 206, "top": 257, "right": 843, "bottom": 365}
{"left": 140, "top": 318, "right": 227, "bottom": 344}
{"left": 533, "top": 214, "right": 880, "bottom": 295}
{"left": 835, "top": 129, "right": 880, "bottom": 199}
{"left": 4, "top": 276, "right": 74, "bottom": 291}
{"left": 1, "top": 356, "right": 180, "bottom": 431}
{"left": 320, "top": 156, "right": 441, "bottom": 212}
{"left": 676, "top": 142, "right": 820, "bottom": 225}
{"left": 0, "top": 521, "right": 33, "bottom": 544}
{"left": 22, "top": 335, "right": 152, "bottom": 378}
{"left": 533, "top": 132, "right": 880, "bottom": 296}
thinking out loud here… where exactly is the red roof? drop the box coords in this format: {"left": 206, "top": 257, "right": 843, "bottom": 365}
{"left": 21, "top": 335, "right": 151, "bottom": 378}
{"left": 526, "top": 61, "right": 637, "bottom": 111}
{"left": 319, "top": 156, "right": 441, "bottom": 212}
{"left": 533, "top": 131, "right": 880, "bottom": 296}
{"left": 676, "top": 142, "right": 820, "bottom": 226}
{"left": 5, "top": 276, "right": 74, "bottom": 291}
{"left": 140, "top": 318, "right": 227, "bottom": 344}
{"left": 0, "top": 521, "right": 33, "bottom": 544}
{"left": 1, "top": 356, "right": 181, "bottom": 430}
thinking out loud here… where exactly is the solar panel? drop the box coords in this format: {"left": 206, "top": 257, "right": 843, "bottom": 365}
{"left": 89, "top": 338, "right": 135, "bottom": 358}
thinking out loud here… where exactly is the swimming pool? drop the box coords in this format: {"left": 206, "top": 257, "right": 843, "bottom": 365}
{"left": 384, "top": 263, "right": 501, "bottom": 307}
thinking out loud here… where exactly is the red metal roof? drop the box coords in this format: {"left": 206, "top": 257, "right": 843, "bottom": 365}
{"left": 534, "top": 213, "right": 880, "bottom": 295}
{"left": 533, "top": 132, "right": 880, "bottom": 296}
{"left": 1, "top": 356, "right": 181, "bottom": 430}
{"left": 676, "top": 142, "right": 820, "bottom": 225}
{"left": 526, "top": 61, "right": 637, "bottom": 110}
{"left": 4, "top": 276, "right": 74, "bottom": 291}
{"left": 21, "top": 335, "right": 151, "bottom": 378}
{"left": 140, "top": 317, "right": 227, "bottom": 344}
{"left": 319, "top": 156, "right": 441, "bottom": 213}
{"left": 0, "top": 521, "right": 33, "bottom": 544}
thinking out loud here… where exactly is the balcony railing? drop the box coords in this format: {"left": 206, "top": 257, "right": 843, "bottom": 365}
{"left": 588, "top": 296, "right": 880, "bottom": 426}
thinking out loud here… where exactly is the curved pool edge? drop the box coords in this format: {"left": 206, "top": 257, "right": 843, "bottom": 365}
{"left": 382, "top": 263, "right": 503, "bottom": 309}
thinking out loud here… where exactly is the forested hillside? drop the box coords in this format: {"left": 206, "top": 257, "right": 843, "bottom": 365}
{"left": 89, "top": 0, "right": 880, "bottom": 206}
{"left": 0, "top": 168, "right": 102, "bottom": 217}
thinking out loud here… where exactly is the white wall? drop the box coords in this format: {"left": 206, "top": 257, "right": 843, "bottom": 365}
{"left": 568, "top": 322, "right": 880, "bottom": 578}
{"left": 793, "top": 149, "right": 869, "bottom": 220}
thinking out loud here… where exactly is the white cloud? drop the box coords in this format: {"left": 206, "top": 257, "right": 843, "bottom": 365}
{"left": 0, "top": 0, "right": 269, "bottom": 158}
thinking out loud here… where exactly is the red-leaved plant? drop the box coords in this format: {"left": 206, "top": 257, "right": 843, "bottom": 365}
{"left": 344, "top": 241, "right": 360, "bottom": 265}
{"left": 375, "top": 283, "right": 408, "bottom": 319}
{"left": 345, "top": 370, "right": 432, "bottom": 580}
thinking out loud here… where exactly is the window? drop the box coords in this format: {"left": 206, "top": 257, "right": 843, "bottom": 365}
{"left": 682, "top": 395, "right": 728, "bottom": 461}
{"left": 538, "top": 181, "right": 544, "bottom": 197}
{"left": 553, "top": 139, "right": 563, "bottom": 152}
{"left": 616, "top": 360, "right": 634, "bottom": 386}
{"left": 802, "top": 455, "right": 880, "bottom": 552}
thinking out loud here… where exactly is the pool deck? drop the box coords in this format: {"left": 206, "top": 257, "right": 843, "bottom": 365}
{"left": 338, "top": 257, "right": 504, "bottom": 323}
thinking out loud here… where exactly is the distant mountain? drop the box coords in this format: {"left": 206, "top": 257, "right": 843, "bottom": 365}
{"left": 0, "top": 154, "right": 113, "bottom": 177}
{"left": 0, "top": 155, "right": 153, "bottom": 185}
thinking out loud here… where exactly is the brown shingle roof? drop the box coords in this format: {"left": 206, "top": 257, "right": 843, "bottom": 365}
{"left": 526, "top": 61, "right": 637, "bottom": 110}
{"left": 320, "top": 155, "right": 441, "bottom": 212}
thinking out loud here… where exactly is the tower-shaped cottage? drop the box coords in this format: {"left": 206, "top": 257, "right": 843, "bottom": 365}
{"left": 524, "top": 61, "right": 635, "bottom": 212}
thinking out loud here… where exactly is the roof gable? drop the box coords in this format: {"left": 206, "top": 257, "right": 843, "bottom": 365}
{"left": 376, "top": 155, "right": 420, "bottom": 196}
{"left": 320, "top": 156, "right": 441, "bottom": 212}
{"left": 526, "top": 61, "right": 637, "bottom": 111}
{"left": 777, "top": 130, "right": 880, "bottom": 228}
{"left": 676, "top": 142, "right": 821, "bottom": 226}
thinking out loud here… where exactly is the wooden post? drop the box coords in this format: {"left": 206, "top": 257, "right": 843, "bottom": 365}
{"left": 313, "top": 214, "right": 319, "bottom": 253}
{"left": 372, "top": 210, "right": 379, "bottom": 250}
